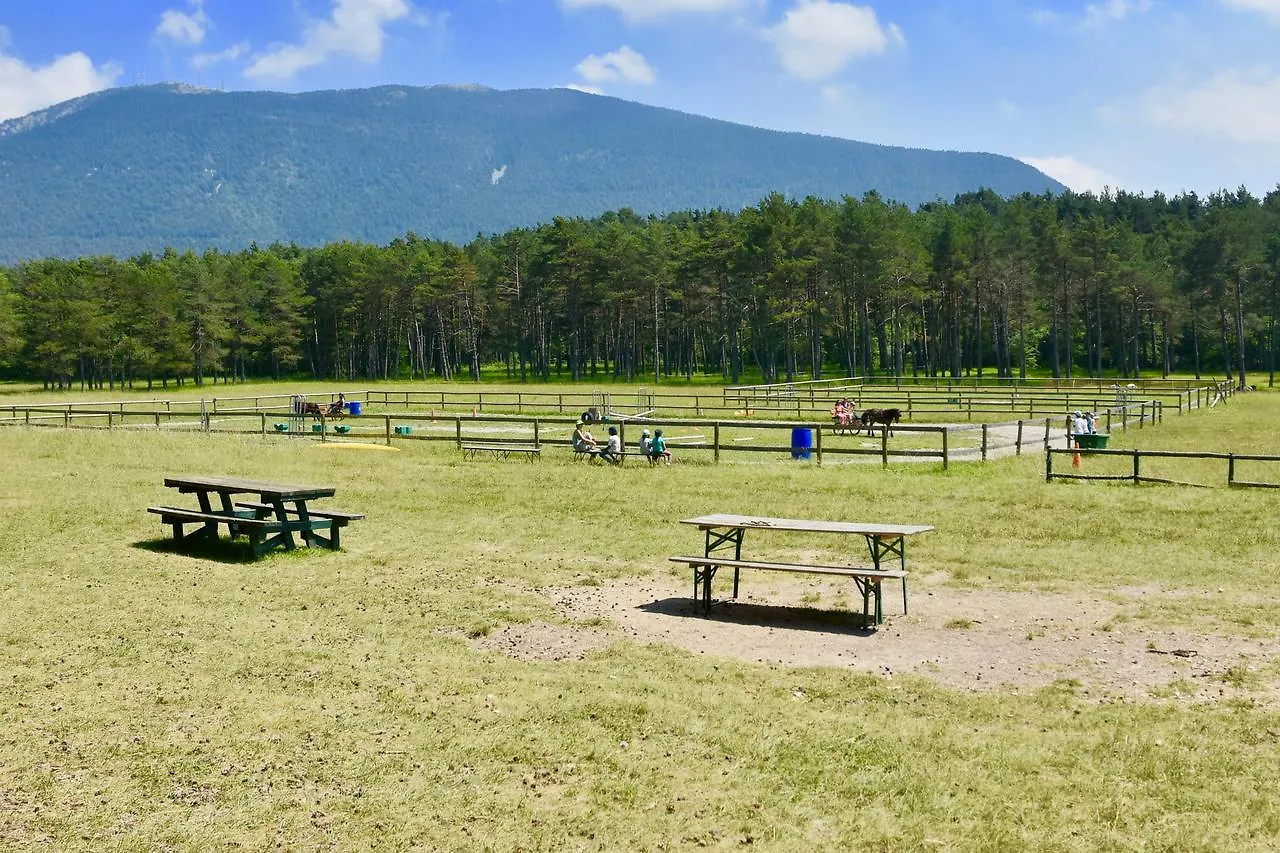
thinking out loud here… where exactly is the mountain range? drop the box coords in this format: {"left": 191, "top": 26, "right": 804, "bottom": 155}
{"left": 0, "top": 83, "right": 1066, "bottom": 263}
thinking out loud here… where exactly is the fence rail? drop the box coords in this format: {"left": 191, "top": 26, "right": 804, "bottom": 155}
{"left": 1046, "top": 446, "right": 1280, "bottom": 488}
{"left": 0, "top": 395, "right": 1169, "bottom": 469}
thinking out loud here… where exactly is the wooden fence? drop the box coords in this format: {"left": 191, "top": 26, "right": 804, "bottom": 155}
{"left": 1046, "top": 447, "right": 1280, "bottom": 488}
{"left": 0, "top": 399, "right": 1168, "bottom": 469}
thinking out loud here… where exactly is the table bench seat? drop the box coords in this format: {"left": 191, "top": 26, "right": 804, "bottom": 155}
{"left": 669, "top": 555, "right": 907, "bottom": 625}
{"left": 148, "top": 504, "right": 283, "bottom": 553}
{"left": 461, "top": 442, "right": 542, "bottom": 461}
{"left": 573, "top": 449, "right": 655, "bottom": 465}
{"left": 233, "top": 501, "right": 363, "bottom": 549}
{"left": 233, "top": 501, "right": 365, "bottom": 521}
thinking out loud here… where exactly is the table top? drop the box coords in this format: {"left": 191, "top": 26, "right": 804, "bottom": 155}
{"left": 680, "top": 513, "right": 933, "bottom": 537}
{"left": 164, "top": 475, "right": 336, "bottom": 502}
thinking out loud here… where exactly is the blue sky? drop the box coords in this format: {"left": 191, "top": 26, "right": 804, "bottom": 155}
{"left": 1, "top": 0, "right": 1278, "bottom": 197}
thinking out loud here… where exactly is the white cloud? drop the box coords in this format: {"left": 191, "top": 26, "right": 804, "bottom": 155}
{"left": 562, "top": 83, "right": 605, "bottom": 95}
{"left": 155, "top": 0, "right": 210, "bottom": 46}
{"left": 1142, "top": 67, "right": 1280, "bottom": 143}
{"left": 0, "top": 31, "right": 121, "bottom": 122}
{"left": 1081, "top": 0, "right": 1151, "bottom": 27}
{"left": 192, "top": 41, "right": 249, "bottom": 69}
{"left": 560, "top": 0, "right": 747, "bottom": 23}
{"left": 1220, "top": 0, "right": 1280, "bottom": 22}
{"left": 245, "top": 0, "right": 421, "bottom": 80}
{"left": 1033, "top": 0, "right": 1152, "bottom": 29}
{"left": 1021, "top": 155, "right": 1120, "bottom": 194}
{"left": 575, "top": 45, "right": 656, "bottom": 86}
{"left": 491, "top": 165, "right": 508, "bottom": 185}
{"left": 764, "top": 1, "right": 903, "bottom": 82}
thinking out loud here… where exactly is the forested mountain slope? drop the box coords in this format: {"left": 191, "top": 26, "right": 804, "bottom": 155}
{"left": 0, "top": 83, "right": 1064, "bottom": 262}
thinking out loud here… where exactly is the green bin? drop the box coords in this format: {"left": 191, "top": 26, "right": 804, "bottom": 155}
{"left": 1074, "top": 433, "right": 1109, "bottom": 449}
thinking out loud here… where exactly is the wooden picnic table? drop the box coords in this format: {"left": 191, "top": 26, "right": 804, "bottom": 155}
{"left": 150, "top": 475, "right": 361, "bottom": 557}
{"left": 672, "top": 513, "right": 933, "bottom": 626}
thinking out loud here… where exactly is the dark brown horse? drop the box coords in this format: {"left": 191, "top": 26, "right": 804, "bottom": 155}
{"left": 860, "top": 407, "right": 902, "bottom": 436}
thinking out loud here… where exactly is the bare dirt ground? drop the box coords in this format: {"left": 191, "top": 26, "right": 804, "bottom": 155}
{"left": 467, "top": 573, "right": 1280, "bottom": 704}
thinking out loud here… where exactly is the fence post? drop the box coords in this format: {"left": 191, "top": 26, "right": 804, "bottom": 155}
{"left": 260, "top": 413, "right": 266, "bottom": 434}
{"left": 981, "top": 424, "right": 988, "bottom": 461}
{"left": 107, "top": 412, "right": 113, "bottom": 430}
{"left": 816, "top": 425, "right": 823, "bottom": 467}
{"left": 1046, "top": 448, "right": 1053, "bottom": 481}
{"left": 558, "top": 394, "right": 563, "bottom": 415}
{"left": 154, "top": 412, "right": 160, "bottom": 429}
{"left": 942, "top": 428, "right": 948, "bottom": 471}
{"left": 1228, "top": 453, "right": 1235, "bottom": 486}
{"left": 1016, "top": 420, "right": 1024, "bottom": 456}
{"left": 1106, "top": 409, "right": 1112, "bottom": 432}
{"left": 534, "top": 418, "right": 541, "bottom": 449}
{"left": 1133, "top": 451, "right": 1140, "bottom": 484}
{"left": 386, "top": 416, "right": 392, "bottom": 446}
{"left": 881, "top": 426, "right": 889, "bottom": 468}
{"left": 714, "top": 423, "right": 720, "bottom": 464}
{"left": 455, "top": 417, "right": 462, "bottom": 448}
{"left": 1044, "top": 417, "right": 1050, "bottom": 448}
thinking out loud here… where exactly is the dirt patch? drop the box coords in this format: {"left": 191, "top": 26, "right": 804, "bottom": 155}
{"left": 469, "top": 574, "right": 1280, "bottom": 703}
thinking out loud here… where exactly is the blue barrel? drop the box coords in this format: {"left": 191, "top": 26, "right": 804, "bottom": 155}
{"left": 790, "top": 427, "right": 813, "bottom": 460}
{"left": 347, "top": 400, "right": 362, "bottom": 416}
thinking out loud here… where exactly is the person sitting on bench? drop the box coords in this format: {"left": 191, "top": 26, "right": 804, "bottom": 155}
{"left": 650, "top": 429, "right": 673, "bottom": 464}
{"left": 572, "top": 420, "right": 598, "bottom": 453}
{"left": 599, "top": 426, "right": 623, "bottom": 464}
{"left": 326, "top": 393, "right": 346, "bottom": 417}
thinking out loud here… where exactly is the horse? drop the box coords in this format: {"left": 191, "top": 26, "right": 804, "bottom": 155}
{"left": 860, "top": 407, "right": 902, "bottom": 436}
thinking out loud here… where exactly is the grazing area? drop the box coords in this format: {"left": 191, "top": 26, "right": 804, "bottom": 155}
{"left": 2, "top": 383, "right": 1280, "bottom": 850}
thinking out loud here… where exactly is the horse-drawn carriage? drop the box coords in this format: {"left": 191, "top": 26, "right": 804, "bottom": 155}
{"left": 831, "top": 406, "right": 902, "bottom": 437}
{"left": 294, "top": 394, "right": 351, "bottom": 420}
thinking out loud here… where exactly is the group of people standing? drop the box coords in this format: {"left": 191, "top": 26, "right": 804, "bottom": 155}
{"left": 1070, "top": 410, "right": 1098, "bottom": 436}
{"left": 571, "top": 421, "right": 671, "bottom": 464}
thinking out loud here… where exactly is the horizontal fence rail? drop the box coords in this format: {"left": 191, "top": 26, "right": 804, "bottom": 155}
{"left": 1046, "top": 446, "right": 1280, "bottom": 488}
{"left": 0, "top": 390, "right": 1172, "bottom": 468}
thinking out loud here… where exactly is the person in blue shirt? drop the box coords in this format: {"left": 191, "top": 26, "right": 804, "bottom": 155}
{"left": 650, "top": 428, "right": 672, "bottom": 464}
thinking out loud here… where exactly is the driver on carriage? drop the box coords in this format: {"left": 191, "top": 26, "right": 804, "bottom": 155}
{"left": 832, "top": 398, "right": 853, "bottom": 426}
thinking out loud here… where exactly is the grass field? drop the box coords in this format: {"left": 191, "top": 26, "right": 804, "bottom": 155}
{"left": 2, "top": 382, "right": 1279, "bottom": 850}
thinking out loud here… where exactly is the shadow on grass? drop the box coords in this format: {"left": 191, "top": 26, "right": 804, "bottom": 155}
{"left": 638, "top": 597, "right": 877, "bottom": 636}
{"left": 133, "top": 537, "right": 259, "bottom": 564}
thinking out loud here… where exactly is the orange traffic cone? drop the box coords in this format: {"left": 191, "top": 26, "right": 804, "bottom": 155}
{"left": 1072, "top": 439, "right": 1081, "bottom": 468}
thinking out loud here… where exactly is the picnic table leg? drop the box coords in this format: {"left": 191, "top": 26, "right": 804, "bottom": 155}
{"left": 867, "top": 534, "right": 908, "bottom": 616}
{"left": 191, "top": 489, "right": 221, "bottom": 540}
{"left": 703, "top": 527, "right": 745, "bottom": 601}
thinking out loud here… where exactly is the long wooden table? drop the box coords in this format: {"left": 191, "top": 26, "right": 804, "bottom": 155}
{"left": 150, "top": 475, "right": 349, "bottom": 557}
{"left": 674, "top": 513, "right": 934, "bottom": 626}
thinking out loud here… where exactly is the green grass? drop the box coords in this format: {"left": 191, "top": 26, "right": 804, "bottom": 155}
{"left": 1, "top": 383, "right": 1279, "bottom": 849}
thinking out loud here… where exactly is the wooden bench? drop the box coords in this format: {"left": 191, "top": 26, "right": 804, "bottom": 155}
{"left": 234, "top": 501, "right": 364, "bottom": 549}
{"left": 148, "top": 505, "right": 282, "bottom": 550}
{"left": 669, "top": 555, "right": 908, "bottom": 625}
{"left": 461, "top": 442, "right": 542, "bottom": 461}
{"left": 572, "top": 448, "right": 653, "bottom": 465}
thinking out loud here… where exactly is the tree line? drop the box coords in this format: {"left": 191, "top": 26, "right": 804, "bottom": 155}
{"left": 1, "top": 186, "right": 1278, "bottom": 391}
